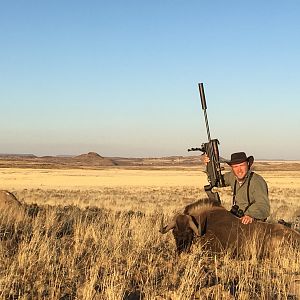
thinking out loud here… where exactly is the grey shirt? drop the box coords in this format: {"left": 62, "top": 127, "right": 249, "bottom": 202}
{"left": 223, "top": 171, "right": 270, "bottom": 220}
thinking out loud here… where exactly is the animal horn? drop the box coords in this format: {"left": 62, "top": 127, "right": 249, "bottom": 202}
{"left": 188, "top": 216, "right": 200, "bottom": 237}
{"left": 198, "top": 217, "right": 202, "bottom": 235}
{"left": 159, "top": 215, "right": 176, "bottom": 234}
{"left": 160, "top": 215, "right": 165, "bottom": 233}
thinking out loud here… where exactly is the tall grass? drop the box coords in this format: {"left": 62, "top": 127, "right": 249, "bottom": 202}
{"left": 0, "top": 186, "right": 300, "bottom": 299}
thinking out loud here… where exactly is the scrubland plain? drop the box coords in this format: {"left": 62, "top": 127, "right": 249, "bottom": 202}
{"left": 0, "top": 162, "right": 300, "bottom": 299}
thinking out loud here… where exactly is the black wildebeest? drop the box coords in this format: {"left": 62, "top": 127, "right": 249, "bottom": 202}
{"left": 160, "top": 198, "right": 300, "bottom": 255}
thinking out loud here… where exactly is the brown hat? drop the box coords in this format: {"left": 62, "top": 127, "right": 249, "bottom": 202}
{"left": 227, "top": 152, "right": 254, "bottom": 166}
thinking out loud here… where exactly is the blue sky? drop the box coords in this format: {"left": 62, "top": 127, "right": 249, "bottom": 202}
{"left": 0, "top": 1, "right": 300, "bottom": 159}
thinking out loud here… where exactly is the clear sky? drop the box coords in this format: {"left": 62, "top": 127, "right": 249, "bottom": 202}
{"left": 1, "top": 1, "right": 300, "bottom": 159}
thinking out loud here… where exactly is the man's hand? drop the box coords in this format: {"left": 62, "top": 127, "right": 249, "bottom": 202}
{"left": 201, "top": 154, "right": 210, "bottom": 165}
{"left": 240, "top": 215, "right": 253, "bottom": 225}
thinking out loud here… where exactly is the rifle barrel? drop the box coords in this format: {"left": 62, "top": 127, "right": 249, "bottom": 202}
{"left": 198, "top": 83, "right": 211, "bottom": 141}
{"left": 198, "top": 83, "right": 207, "bottom": 110}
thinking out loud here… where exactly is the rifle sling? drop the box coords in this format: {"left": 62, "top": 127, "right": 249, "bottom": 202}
{"left": 233, "top": 171, "right": 254, "bottom": 214}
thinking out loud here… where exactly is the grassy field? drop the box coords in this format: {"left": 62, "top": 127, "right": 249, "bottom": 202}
{"left": 0, "top": 165, "right": 300, "bottom": 299}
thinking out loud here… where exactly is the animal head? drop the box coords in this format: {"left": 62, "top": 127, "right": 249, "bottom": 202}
{"left": 159, "top": 198, "right": 216, "bottom": 253}
{"left": 160, "top": 214, "right": 200, "bottom": 253}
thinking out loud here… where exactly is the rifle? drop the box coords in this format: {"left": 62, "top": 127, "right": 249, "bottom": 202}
{"left": 188, "top": 83, "right": 225, "bottom": 202}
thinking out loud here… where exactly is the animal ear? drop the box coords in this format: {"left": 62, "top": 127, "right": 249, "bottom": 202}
{"left": 188, "top": 216, "right": 200, "bottom": 237}
{"left": 159, "top": 217, "right": 176, "bottom": 234}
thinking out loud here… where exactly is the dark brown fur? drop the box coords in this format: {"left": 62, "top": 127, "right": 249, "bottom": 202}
{"left": 161, "top": 199, "right": 300, "bottom": 255}
{"left": 193, "top": 206, "right": 300, "bottom": 255}
{"left": 172, "top": 215, "right": 195, "bottom": 253}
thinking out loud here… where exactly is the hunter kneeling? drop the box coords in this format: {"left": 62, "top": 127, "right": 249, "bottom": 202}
{"left": 202, "top": 151, "right": 270, "bottom": 225}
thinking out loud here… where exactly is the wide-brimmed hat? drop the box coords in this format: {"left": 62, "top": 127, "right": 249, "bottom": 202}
{"left": 227, "top": 152, "right": 254, "bottom": 166}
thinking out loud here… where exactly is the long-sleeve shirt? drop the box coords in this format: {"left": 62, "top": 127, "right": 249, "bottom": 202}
{"left": 223, "top": 171, "right": 270, "bottom": 220}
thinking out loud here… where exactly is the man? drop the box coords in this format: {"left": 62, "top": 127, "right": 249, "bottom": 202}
{"left": 202, "top": 152, "right": 270, "bottom": 225}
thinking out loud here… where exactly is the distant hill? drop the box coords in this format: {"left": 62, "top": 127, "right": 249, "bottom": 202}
{"left": 0, "top": 152, "right": 299, "bottom": 170}
{"left": 0, "top": 153, "right": 37, "bottom": 159}
{"left": 0, "top": 152, "right": 117, "bottom": 169}
{"left": 74, "top": 151, "right": 103, "bottom": 160}
{"left": 72, "top": 152, "right": 117, "bottom": 166}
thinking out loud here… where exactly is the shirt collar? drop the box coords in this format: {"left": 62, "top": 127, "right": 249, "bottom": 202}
{"left": 236, "top": 170, "right": 251, "bottom": 186}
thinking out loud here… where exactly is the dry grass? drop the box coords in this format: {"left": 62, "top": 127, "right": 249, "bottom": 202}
{"left": 1, "top": 165, "right": 300, "bottom": 299}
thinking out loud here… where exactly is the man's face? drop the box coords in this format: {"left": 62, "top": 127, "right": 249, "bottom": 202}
{"left": 231, "top": 161, "right": 249, "bottom": 181}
